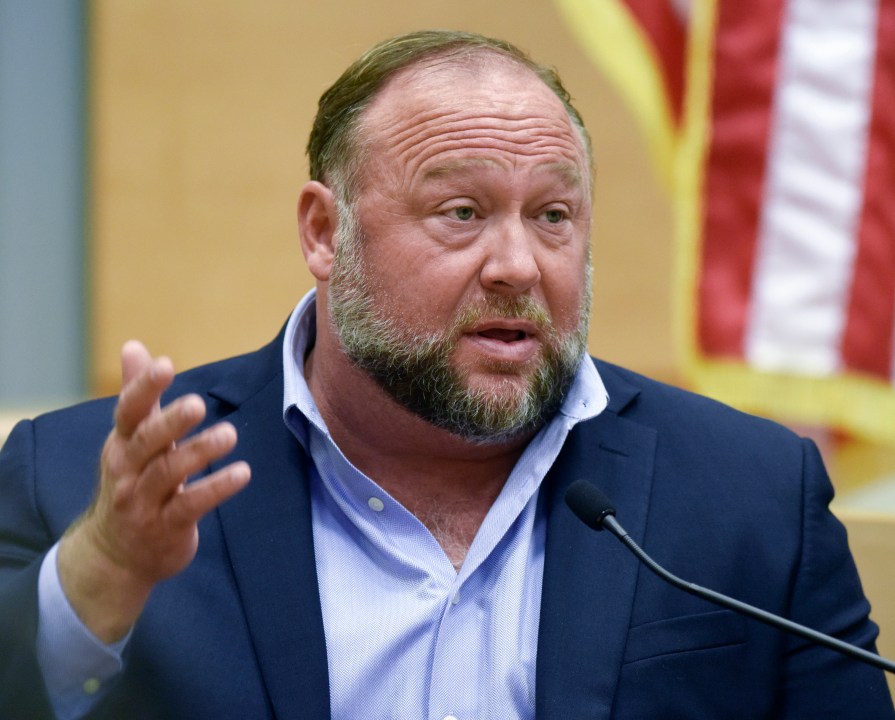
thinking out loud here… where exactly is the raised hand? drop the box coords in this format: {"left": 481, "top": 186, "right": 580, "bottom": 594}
{"left": 56, "top": 341, "right": 251, "bottom": 643}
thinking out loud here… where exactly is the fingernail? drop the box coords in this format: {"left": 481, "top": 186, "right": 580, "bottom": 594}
{"left": 214, "top": 424, "right": 236, "bottom": 446}
{"left": 232, "top": 461, "right": 251, "bottom": 483}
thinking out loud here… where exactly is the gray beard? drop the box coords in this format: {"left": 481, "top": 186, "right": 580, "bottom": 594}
{"left": 327, "top": 232, "right": 588, "bottom": 444}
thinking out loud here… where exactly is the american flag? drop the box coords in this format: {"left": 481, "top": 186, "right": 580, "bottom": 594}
{"left": 557, "top": 0, "right": 895, "bottom": 444}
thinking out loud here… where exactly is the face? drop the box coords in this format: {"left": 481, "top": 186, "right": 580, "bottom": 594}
{"left": 328, "top": 57, "right": 593, "bottom": 443}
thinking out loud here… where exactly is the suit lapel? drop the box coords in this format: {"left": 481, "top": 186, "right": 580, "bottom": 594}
{"left": 536, "top": 370, "right": 657, "bottom": 719}
{"left": 212, "top": 368, "right": 330, "bottom": 720}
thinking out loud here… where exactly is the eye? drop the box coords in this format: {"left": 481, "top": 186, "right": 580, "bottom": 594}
{"left": 542, "top": 208, "right": 567, "bottom": 224}
{"left": 448, "top": 206, "right": 476, "bottom": 221}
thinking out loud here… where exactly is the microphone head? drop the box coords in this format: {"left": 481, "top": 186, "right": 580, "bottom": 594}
{"left": 565, "top": 479, "right": 617, "bottom": 531}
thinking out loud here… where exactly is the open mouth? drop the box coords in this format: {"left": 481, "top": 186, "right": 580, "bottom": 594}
{"left": 476, "top": 328, "right": 529, "bottom": 343}
{"left": 462, "top": 321, "right": 541, "bottom": 364}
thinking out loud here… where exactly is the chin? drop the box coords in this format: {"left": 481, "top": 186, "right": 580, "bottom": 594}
{"left": 462, "top": 369, "right": 533, "bottom": 395}
{"left": 458, "top": 353, "right": 542, "bottom": 379}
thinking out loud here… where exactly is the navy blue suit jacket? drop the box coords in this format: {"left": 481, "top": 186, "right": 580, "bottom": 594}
{"left": 1, "top": 333, "right": 893, "bottom": 719}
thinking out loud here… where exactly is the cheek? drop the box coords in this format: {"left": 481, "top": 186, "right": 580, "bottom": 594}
{"left": 542, "top": 255, "right": 590, "bottom": 329}
{"left": 361, "top": 243, "right": 476, "bottom": 325}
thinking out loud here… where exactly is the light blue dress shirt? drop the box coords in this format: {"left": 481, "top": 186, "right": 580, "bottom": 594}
{"left": 37, "top": 289, "right": 608, "bottom": 720}
{"left": 282, "top": 290, "right": 608, "bottom": 719}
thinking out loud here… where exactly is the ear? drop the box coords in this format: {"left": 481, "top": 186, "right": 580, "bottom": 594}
{"left": 297, "top": 181, "right": 339, "bottom": 281}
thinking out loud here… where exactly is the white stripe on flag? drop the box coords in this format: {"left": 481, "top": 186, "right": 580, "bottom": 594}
{"left": 670, "top": 0, "right": 692, "bottom": 22}
{"left": 745, "top": 0, "right": 879, "bottom": 376}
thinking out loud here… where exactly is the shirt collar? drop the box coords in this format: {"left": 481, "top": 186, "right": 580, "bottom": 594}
{"left": 282, "top": 288, "right": 609, "bottom": 447}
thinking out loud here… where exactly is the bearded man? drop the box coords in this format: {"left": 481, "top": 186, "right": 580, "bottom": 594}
{"left": 1, "top": 29, "right": 892, "bottom": 720}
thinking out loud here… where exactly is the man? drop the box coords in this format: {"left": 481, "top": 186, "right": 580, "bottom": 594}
{"left": 0, "top": 29, "right": 892, "bottom": 720}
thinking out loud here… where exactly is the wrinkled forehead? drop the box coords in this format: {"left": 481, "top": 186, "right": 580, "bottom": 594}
{"left": 356, "top": 55, "right": 591, "bottom": 185}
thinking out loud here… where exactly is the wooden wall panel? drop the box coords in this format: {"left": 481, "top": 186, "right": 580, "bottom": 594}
{"left": 838, "top": 510, "right": 895, "bottom": 697}
{"left": 89, "top": 0, "right": 674, "bottom": 394}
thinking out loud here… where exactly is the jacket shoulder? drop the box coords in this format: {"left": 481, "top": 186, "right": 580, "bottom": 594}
{"left": 592, "top": 357, "right": 801, "bottom": 445}
{"left": 8, "top": 333, "right": 284, "bottom": 533}
{"left": 30, "top": 330, "right": 285, "bottom": 431}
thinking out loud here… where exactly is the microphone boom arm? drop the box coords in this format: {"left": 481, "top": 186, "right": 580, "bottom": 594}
{"left": 601, "top": 514, "right": 895, "bottom": 674}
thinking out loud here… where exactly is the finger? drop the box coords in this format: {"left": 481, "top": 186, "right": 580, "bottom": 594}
{"left": 164, "top": 461, "right": 251, "bottom": 527}
{"left": 115, "top": 353, "right": 176, "bottom": 438}
{"left": 136, "top": 421, "right": 237, "bottom": 503}
{"left": 124, "top": 394, "right": 207, "bottom": 471}
{"left": 120, "top": 340, "right": 153, "bottom": 387}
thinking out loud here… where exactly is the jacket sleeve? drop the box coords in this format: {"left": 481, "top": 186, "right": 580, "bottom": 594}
{"left": 779, "top": 438, "right": 894, "bottom": 717}
{"left": 0, "top": 420, "right": 59, "bottom": 719}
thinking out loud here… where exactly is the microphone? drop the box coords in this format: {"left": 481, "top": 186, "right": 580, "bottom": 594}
{"left": 564, "top": 479, "right": 895, "bottom": 674}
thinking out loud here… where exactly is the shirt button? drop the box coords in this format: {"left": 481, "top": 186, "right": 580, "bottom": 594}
{"left": 444, "top": 716, "right": 460, "bottom": 720}
{"left": 83, "top": 678, "right": 101, "bottom": 695}
{"left": 451, "top": 590, "right": 461, "bottom": 605}
{"left": 368, "top": 497, "right": 385, "bottom": 512}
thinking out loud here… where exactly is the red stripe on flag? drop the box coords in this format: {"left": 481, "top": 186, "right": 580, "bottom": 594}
{"left": 697, "top": 0, "right": 786, "bottom": 358}
{"left": 841, "top": 2, "right": 895, "bottom": 380}
{"left": 622, "top": 0, "right": 687, "bottom": 126}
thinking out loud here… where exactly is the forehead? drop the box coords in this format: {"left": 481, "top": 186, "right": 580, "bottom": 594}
{"left": 357, "top": 55, "right": 589, "bottom": 187}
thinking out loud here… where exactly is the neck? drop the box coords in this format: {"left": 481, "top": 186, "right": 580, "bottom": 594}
{"left": 305, "top": 340, "right": 534, "bottom": 568}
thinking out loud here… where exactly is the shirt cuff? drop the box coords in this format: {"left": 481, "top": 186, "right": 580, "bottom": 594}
{"left": 37, "top": 542, "right": 130, "bottom": 720}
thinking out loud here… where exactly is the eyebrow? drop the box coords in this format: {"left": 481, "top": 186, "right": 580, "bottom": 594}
{"left": 537, "top": 161, "right": 585, "bottom": 188}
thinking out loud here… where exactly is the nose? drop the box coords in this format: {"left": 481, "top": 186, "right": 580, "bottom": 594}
{"left": 478, "top": 216, "right": 541, "bottom": 295}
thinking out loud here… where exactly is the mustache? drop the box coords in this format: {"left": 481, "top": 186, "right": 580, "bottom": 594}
{"left": 451, "top": 295, "right": 553, "bottom": 335}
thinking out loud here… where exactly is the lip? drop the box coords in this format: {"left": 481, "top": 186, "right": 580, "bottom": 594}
{"left": 467, "top": 318, "right": 541, "bottom": 338}
{"left": 461, "top": 318, "right": 542, "bottom": 363}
